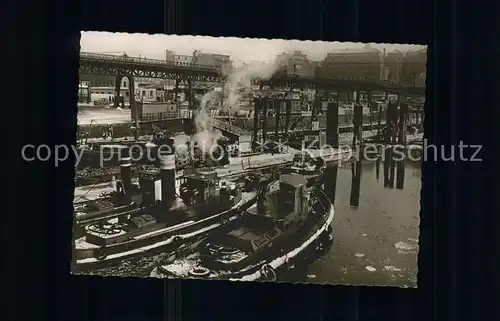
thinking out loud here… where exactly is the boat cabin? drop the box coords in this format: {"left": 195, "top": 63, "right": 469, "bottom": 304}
{"left": 199, "top": 174, "right": 312, "bottom": 271}
{"left": 278, "top": 174, "right": 309, "bottom": 219}
{"left": 179, "top": 170, "right": 221, "bottom": 205}
{"left": 302, "top": 128, "right": 327, "bottom": 149}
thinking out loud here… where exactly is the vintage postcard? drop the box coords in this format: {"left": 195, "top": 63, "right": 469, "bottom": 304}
{"left": 71, "top": 31, "right": 425, "bottom": 287}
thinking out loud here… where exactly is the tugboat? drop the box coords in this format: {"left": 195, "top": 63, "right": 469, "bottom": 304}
{"left": 72, "top": 146, "right": 258, "bottom": 272}
{"left": 150, "top": 173, "right": 335, "bottom": 282}
{"left": 285, "top": 152, "right": 324, "bottom": 187}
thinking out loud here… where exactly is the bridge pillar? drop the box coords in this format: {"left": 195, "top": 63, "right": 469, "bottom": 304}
{"left": 187, "top": 79, "right": 193, "bottom": 110}
{"left": 128, "top": 75, "right": 139, "bottom": 139}
{"left": 128, "top": 75, "right": 135, "bottom": 106}
{"left": 114, "top": 75, "right": 123, "bottom": 108}
{"left": 174, "top": 79, "right": 179, "bottom": 101}
{"left": 86, "top": 86, "right": 91, "bottom": 104}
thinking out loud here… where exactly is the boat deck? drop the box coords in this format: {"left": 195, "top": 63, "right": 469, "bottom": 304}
{"left": 74, "top": 148, "right": 351, "bottom": 204}
{"left": 75, "top": 191, "right": 256, "bottom": 251}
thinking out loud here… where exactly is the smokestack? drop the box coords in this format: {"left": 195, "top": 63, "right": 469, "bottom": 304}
{"left": 159, "top": 149, "right": 176, "bottom": 209}
{"left": 120, "top": 148, "right": 132, "bottom": 194}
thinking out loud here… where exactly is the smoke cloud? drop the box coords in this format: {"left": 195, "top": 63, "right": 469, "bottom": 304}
{"left": 192, "top": 53, "right": 292, "bottom": 148}
{"left": 193, "top": 90, "right": 222, "bottom": 152}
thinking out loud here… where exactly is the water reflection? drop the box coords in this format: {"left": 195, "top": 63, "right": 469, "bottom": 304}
{"left": 294, "top": 160, "right": 421, "bottom": 287}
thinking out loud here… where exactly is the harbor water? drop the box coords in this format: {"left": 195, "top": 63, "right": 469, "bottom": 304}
{"left": 84, "top": 159, "right": 421, "bottom": 287}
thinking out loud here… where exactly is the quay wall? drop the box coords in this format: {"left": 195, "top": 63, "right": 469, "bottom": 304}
{"left": 78, "top": 119, "right": 189, "bottom": 139}
{"left": 79, "top": 113, "right": 418, "bottom": 139}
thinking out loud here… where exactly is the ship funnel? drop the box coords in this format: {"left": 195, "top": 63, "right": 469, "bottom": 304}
{"left": 119, "top": 148, "right": 132, "bottom": 194}
{"left": 158, "top": 149, "right": 176, "bottom": 209}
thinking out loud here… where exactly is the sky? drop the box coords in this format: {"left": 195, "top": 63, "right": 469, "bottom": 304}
{"left": 80, "top": 31, "right": 426, "bottom": 67}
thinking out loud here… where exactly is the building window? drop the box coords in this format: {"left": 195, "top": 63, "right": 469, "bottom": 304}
{"left": 125, "top": 92, "right": 129, "bottom": 96}
{"left": 122, "top": 81, "right": 126, "bottom": 88}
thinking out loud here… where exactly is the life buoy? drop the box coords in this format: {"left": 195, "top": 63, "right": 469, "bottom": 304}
{"left": 260, "top": 264, "right": 277, "bottom": 282}
{"left": 94, "top": 246, "right": 108, "bottom": 260}
{"left": 285, "top": 256, "right": 295, "bottom": 271}
{"left": 319, "top": 225, "right": 334, "bottom": 243}
{"left": 171, "top": 236, "right": 183, "bottom": 250}
{"left": 188, "top": 267, "right": 211, "bottom": 278}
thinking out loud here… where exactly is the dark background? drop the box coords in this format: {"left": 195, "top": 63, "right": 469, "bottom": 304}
{"left": 7, "top": 0, "right": 497, "bottom": 320}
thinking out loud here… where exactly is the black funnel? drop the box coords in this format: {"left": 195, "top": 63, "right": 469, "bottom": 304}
{"left": 119, "top": 147, "right": 132, "bottom": 194}
{"left": 158, "top": 150, "right": 176, "bottom": 208}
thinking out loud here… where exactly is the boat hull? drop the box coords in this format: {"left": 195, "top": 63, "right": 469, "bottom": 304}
{"left": 72, "top": 193, "right": 257, "bottom": 272}
{"left": 150, "top": 199, "right": 335, "bottom": 282}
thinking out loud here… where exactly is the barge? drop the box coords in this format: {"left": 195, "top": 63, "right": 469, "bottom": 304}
{"left": 72, "top": 146, "right": 258, "bottom": 272}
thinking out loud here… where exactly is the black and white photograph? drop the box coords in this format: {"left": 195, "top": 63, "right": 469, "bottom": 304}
{"left": 70, "top": 31, "right": 426, "bottom": 287}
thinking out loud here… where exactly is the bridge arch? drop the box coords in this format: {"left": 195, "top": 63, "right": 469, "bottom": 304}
{"left": 113, "top": 74, "right": 135, "bottom": 108}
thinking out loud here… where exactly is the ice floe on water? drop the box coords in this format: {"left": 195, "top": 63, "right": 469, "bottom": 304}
{"left": 365, "top": 266, "right": 376, "bottom": 272}
{"left": 353, "top": 252, "right": 365, "bottom": 258}
{"left": 394, "top": 241, "right": 419, "bottom": 254}
{"left": 383, "top": 265, "right": 402, "bottom": 272}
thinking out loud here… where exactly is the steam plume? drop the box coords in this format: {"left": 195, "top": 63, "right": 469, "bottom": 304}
{"left": 192, "top": 53, "right": 292, "bottom": 148}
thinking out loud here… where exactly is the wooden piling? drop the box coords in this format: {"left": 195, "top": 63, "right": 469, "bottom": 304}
{"left": 378, "top": 105, "right": 383, "bottom": 135}
{"left": 274, "top": 99, "right": 281, "bottom": 137}
{"left": 396, "top": 103, "right": 408, "bottom": 189}
{"left": 352, "top": 104, "right": 363, "bottom": 147}
{"left": 252, "top": 98, "right": 261, "bottom": 151}
{"left": 383, "top": 102, "right": 397, "bottom": 187}
{"left": 349, "top": 104, "right": 363, "bottom": 207}
{"left": 261, "top": 99, "right": 269, "bottom": 143}
{"left": 284, "top": 100, "right": 291, "bottom": 135}
{"left": 389, "top": 102, "right": 398, "bottom": 188}
{"left": 368, "top": 91, "right": 373, "bottom": 131}
{"left": 325, "top": 102, "right": 339, "bottom": 204}
{"left": 376, "top": 144, "right": 381, "bottom": 180}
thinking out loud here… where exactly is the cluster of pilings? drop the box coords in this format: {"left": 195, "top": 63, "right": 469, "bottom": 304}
{"left": 378, "top": 102, "right": 408, "bottom": 190}
{"left": 252, "top": 97, "right": 292, "bottom": 152}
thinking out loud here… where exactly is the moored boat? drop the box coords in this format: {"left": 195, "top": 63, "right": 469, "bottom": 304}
{"left": 72, "top": 147, "right": 259, "bottom": 272}
{"left": 150, "top": 173, "right": 335, "bottom": 282}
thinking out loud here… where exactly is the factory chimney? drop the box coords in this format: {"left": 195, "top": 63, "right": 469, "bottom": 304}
{"left": 158, "top": 144, "right": 176, "bottom": 209}
{"left": 119, "top": 147, "right": 132, "bottom": 194}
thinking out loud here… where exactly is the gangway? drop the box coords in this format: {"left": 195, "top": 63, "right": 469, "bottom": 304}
{"left": 211, "top": 118, "right": 250, "bottom": 137}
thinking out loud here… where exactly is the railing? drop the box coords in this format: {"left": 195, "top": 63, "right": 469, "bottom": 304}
{"left": 212, "top": 119, "right": 248, "bottom": 136}
{"left": 80, "top": 52, "right": 425, "bottom": 89}
{"left": 138, "top": 110, "right": 190, "bottom": 121}
{"left": 80, "top": 52, "right": 219, "bottom": 71}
